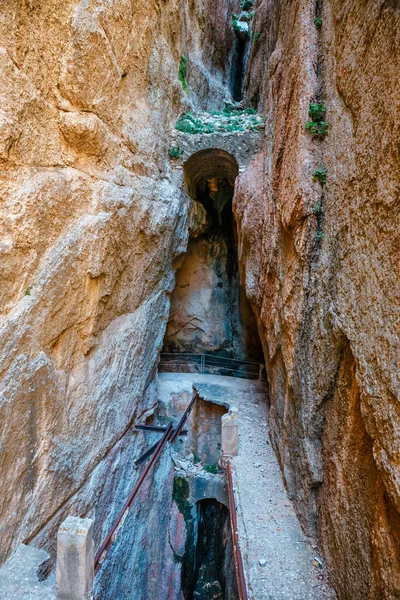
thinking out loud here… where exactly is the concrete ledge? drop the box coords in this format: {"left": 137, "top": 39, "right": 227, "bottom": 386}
{"left": 0, "top": 544, "right": 56, "bottom": 599}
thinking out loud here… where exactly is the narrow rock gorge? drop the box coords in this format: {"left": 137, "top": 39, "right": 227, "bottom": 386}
{"left": 0, "top": 1, "right": 399, "bottom": 599}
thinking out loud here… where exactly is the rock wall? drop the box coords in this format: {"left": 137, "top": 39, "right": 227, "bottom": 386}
{"left": 0, "top": 0, "right": 239, "bottom": 564}
{"left": 163, "top": 196, "right": 262, "bottom": 361}
{"left": 234, "top": 0, "right": 400, "bottom": 598}
{"left": 95, "top": 449, "right": 184, "bottom": 600}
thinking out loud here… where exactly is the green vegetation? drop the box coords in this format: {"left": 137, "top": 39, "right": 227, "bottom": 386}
{"left": 175, "top": 109, "right": 265, "bottom": 135}
{"left": 25, "top": 286, "right": 32, "bottom": 296}
{"left": 231, "top": 14, "right": 241, "bottom": 32}
{"left": 242, "top": 0, "right": 253, "bottom": 10}
{"left": 313, "top": 201, "right": 322, "bottom": 215}
{"left": 176, "top": 113, "right": 214, "bottom": 134}
{"left": 308, "top": 102, "right": 326, "bottom": 121}
{"left": 305, "top": 101, "right": 328, "bottom": 139}
{"left": 168, "top": 145, "right": 184, "bottom": 159}
{"left": 203, "top": 464, "right": 219, "bottom": 474}
{"left": 306, "top": 121, "right": 329, "bottom": 138}
{"left": 173, "top": 476, "right": 190, "bottom": 507}
{"left": 254, "top": 31, "right": 261, "bottom": 43}
{"left": 313, "top": 167, "right": 327, "bottom": 184}
{"left": 317, "top": 231, "right": 324, "bottom": 241}
{"left": 314, "top": 17, "right": 323, "bottom": 29}
{"left": 172, "top": 477, "right": 194, "bottom": 566}
{"left": 178, "top": 55, "right": 189, "bottom": 94}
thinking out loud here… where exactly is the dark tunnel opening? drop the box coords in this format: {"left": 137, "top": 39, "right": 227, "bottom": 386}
{"left": 181, "top": 498, "right": 238, "bottom": 600}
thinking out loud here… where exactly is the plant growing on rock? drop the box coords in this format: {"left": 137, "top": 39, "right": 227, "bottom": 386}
{"left": 175, "top": 109, "right": 265, "bottom": 134}
{"left": 306, "top": 121, "right": 329, "bottom": 138}
{"left": 317, "top": 231, "right": 324, "bottom": 240}
{"left": 309, "top": 102, "right": 326, "bottom": 121}
{"left": 231, "top": 13, "right": 249, "bottom": 38}
{"left": 178, "top": 55, "right": 189, "bottom": 94}
{"left": 168, "top": 145, "right": 183, "bottom": 159}
{"left": 176, "top": 113, "right": 203, "bottom": 133}
{"left": 314, "top": 17, "right": 323, "bottom": 28}
{"left": 203, "top": 464, "right": 219, "bottom": 474}
{"left": 313, "top": 167, "right": 327, "bottom": 184}
{"left": 254, "top": 31, "right": 261, "bottom": 43}
{"left": 242, "top": 0, "right": 253, "bottom": 9}
{"left": 306, "top": 101, "right": 328, "bottom": 139}
{"left": 25, "top": 286, "right": 32, "bottom": 296}
{"left": 313, "top": 201, "right": 322, "bottom": 215}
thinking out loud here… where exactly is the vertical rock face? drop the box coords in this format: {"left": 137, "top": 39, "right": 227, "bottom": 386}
{"left": 163, "top": 190, "right": 262, "bottom": 361}
{"left": 0, "top": 0, "right": 239, "bottom": 564}
{"left": 235, "top": 0, "right": 400, "bottom": 598}
{"left": 1, "top": 1, "right": 399, "bottom": 598}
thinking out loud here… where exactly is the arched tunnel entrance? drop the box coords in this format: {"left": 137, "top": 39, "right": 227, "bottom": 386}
{"left": 162, "top": 149, "right": 263, "bottom": 363}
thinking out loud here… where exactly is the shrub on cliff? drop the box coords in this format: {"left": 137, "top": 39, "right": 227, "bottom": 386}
{"left": 306, "top": 102, "right": 328, "bottom": 139}
{"left": 178, "top": 55, "right": 189, "bottom": 94}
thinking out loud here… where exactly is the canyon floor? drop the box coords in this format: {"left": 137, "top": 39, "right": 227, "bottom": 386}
{"left": 158, "top": 372, "right": 337, "bottom": 599}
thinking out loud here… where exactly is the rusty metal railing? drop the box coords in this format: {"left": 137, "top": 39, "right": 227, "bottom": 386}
{"left": 226, "top": 459, "right": 249, "bottom": 600}
{"left": 159, "top": 352, "right": 264, "bottom": 380}
{"left": 94, "top": 388, "right": 199, "bottom": 575}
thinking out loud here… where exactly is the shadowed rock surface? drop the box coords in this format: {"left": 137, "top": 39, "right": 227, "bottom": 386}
{"left": 235, "top": 1, "right": 400, "bottom": 598}
{"left": 0, "top": 0, "right": 398, "bottom": 599}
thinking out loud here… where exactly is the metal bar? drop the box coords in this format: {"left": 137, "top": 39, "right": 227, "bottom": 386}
{"left": 134, "top": 428, "right": 189, "bottom": 466}
{"left": 160, "top": 361, "right": 257, "bottom": 376}
{"left": 94, "top": 422, "right": 173, "bottom": 575}
{"left": 160, "top": 351, "right": 261, "bottom": 366}
{"left": 169, "top": 388, "right": 198, "bottom": 444}
{"left": 159, "top": 362, "right": 259, "bottom": 379}
{"left": 135, "top": 424, "right": 188, "bottom": 434}
{"left": 203, "top": 353, "right": 261, "bottom": 365}
{"left": 204, "top": 358, "right": 258, "bottom": 369}
{"left": 133, "top": 440, "right": 160, "bottom": 466}
{"left": 226, "top": 460, "right": 248, "bottom": 600}
{"left": 135, "top": 424, "right": 168, "bottom": 432}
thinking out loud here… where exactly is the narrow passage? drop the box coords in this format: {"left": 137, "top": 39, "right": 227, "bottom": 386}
{"left": 158, "top": 372, "right": 336, "bottom": 600}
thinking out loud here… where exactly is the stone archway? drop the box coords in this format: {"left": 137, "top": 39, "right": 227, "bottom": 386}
{"left": 163, "top": 148, "right": 263, "bottom": 362}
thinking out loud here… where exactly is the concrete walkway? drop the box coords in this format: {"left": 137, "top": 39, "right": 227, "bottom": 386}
{"left": 158, "top": 372, "right": 337, "bottom": 600}
{"left": 0, "top": 544, "right": 56, "bottom": 600}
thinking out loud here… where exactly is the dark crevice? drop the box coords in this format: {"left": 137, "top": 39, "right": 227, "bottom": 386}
{"left": 231, "top": 37, "right": 247, "bottom": 101}
{"left": 180, "top": 497, "right": 237, "bottom": 600}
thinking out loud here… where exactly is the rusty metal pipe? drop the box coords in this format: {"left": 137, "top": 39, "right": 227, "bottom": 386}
{"left": 94, "top": 422, "right": 173, "bottom": 574}
{"left": 94, "top": 390, "right": 199, "bottom": 575}
{"left": 169, "top": 388, "right": 198, "bottom": 444}
{"left": 135, "top": 424, "right": 187, "bottom": 434}
{"left": 226, "top": 460, "right": 248, "bottom": 600}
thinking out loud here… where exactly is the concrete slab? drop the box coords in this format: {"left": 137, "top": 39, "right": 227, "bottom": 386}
{"left": 0, "top": 544, "right": 56, "bottom": 600}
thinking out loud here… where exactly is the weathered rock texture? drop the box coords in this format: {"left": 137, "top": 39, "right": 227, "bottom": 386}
{"left": 1, "top": 1, "right": 399, "bottom": 599}
{"left": 0, "top": 0, "right": 239, "bottom": 568}
{"left": 235, "top": 1, "right": 400, "bottom": 598}
{"left": 164, "top": 146, "right": 263, "bottom": 361}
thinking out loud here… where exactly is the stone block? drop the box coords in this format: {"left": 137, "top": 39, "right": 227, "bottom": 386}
{"left": 221, "top": 407, "right": 239, "bottom": 456}
{"left": 56, "top": 516, "right": 94, "bottom": 600}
